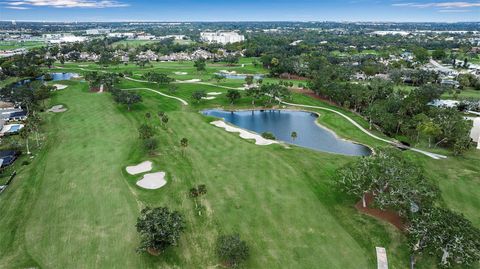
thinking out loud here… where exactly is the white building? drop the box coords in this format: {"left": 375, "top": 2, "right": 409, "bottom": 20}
{"left": 137, "top": 35, "right": 156, "bottom": 40}
{"left": 108, "top": 32, "right": 136, "bottom": 39}
{"left": 48, "top": 36, "right": 87, "bottom": 44}
{"left": 200, "top": 31, "right": 244, "bottom": 44}
{"left": 86, "top": 29, "right": 110, "bottom": 35}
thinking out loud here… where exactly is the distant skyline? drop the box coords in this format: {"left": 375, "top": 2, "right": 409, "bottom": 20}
{"left": 0, "top": 0, "right": 479, "bottom": 22}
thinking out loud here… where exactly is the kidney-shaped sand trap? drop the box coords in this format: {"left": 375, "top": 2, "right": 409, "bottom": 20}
{"left": 126, "top": 161, "right": 153, "bottom": 175}
{"left": 211, "top": 120, "right": 278, "bottom": 146}
{"left": 48, "top": 105, "right": 68, "bottom": 113}
{"left": 136, "top": 172, "right": 167, "bottom": 189}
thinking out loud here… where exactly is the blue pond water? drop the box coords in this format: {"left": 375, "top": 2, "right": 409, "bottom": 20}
{"left": 13, "top": 73, "right": 80, "bottom": 87}
{"left": 40, "top": 72, "right": 79, "bottom": 81}
{"left": 216, "top": 73, "right": 263, "bottom": 80}
{"left": 203, "top": 109, "right": 371, "bottom": 156}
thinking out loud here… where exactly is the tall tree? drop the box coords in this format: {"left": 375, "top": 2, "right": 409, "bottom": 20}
{"left": 191, "top": 90, "right": 206, "bottom": 103}
{"left": 226, "top": 89, "right": 241, "bottom": 104}
{"left": 180, "top": 137, "right": 188, "bottom": 156}
{"left": 194, "top": 58, "right": 206, "bottom": 72}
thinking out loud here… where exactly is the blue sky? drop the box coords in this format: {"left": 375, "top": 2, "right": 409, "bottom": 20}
{"left": 0, "top": 0, "right": 479, "bottom": 22}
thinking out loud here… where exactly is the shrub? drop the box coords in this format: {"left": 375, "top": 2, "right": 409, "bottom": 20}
{"left": 261, "top": 132, "right": 276, "bottom": 140}
{"left": 143, "top": 138, "right": 158, "bottom": 154}
{"left": 216, "top": 234, "right": 249, "bottom": 268}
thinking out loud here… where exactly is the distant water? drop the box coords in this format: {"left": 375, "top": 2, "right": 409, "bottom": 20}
{"left": 13, "top": 73, "right": 80, "bottom": 87}
{"left": 203, "top": 109, "right": 371, "bottom": 156}
{"left": 40, "top": 72, "right": 80, "bottom": 81}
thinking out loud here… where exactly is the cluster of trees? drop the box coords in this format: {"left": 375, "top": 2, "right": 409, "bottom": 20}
{"left": 0, "top": 48, "right": 48, "bottom": 79}
{"left": 0, "top": 81, "right": 54, "bottom": 156}
{"left": 245, "top": 83, "right": 290, "bottom": 106}
{"left": 310, "top": 77, "right": 472, "bottom": 154}
{"left": 336, "top": 148, "right": 480, "bottom": 267}
{"left": 111, "top": 89, "right": 142, "bottom": 111}
{"left": 457, "top": 73, "right": 480, "bottom": 90}
{"left": 85, "top": 72, "right": 119, "bottom": 92}
{"left": 142, "top": 72, "right": 174, "bottom": 86}
{"left": 191, "top": 83, "right": 291, "bottom": 106}
{"left": 137, "top": 112, "right": 171, "bottom": 154}
{"left": 136, "top": 205, "right": 250, "bottom": 267}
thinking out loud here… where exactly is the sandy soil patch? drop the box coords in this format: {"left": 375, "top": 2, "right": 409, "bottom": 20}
{"left": 174, "top": 71, "right": 188, "bottom": 75}
{"left": 53, "top": 84, "right": 68, "bottom": 90}
{"left": 79, "top": 65, "right": 89, "bottom": 67}
{"left": 48, "top": 105, "right": 67, "bottom": 113}
{"left": 126, "top": 161, "right": 153, "bottom": 175}
{"left": 207, "top": 92, "right": 222, "bottom": 96}
{"left": 210, "top": 120, "right": 278, "bottom": 146}
{"left": 355, "top": 193, "right": 405, "bottom": 230}
{"left": 136, "top": 172, "right": 167, "bottom": 189}
{"left": 202, "top": 96, "right": 216, "bottom": 100}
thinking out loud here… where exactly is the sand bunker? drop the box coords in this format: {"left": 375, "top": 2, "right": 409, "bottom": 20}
{"left": 207, "top": 92, "right": 222, "bottom": 96}
{"left": 126, "top": 161, "right": 153, "bottom": 175}
{"left": 136, "top": 172, "right": 167, "bottom": 189}
{"left": 79, "top": 65, "right": 89, "bottom": 67}
{"left": 202, "top": 96, "right": 216, "bottom": 100}
{"left": 210, "top": 120, "right": 278, "bottom": 146}
{"left": 219, "top": 70, "right": 237, "bottom": 74}
{"left": 178, "top": 79, "right": 201, "bottom": 83}
{"left": 174, "top": 71, "right": 188, "bottom": 75}
{"left": 53, "top": 84, "right": 68, "bottom": 90}
{"left": 48, "top": 105, "right": 67, "bottom": 113}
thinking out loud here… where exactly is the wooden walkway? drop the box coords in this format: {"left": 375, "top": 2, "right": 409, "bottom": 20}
{"left": 376, "top": 247, "right": 388, "bottom": 269}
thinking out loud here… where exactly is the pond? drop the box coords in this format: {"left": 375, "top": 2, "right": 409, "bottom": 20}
{"left": 203, "top": 109, "right": 372, "bottom": 156}
{"left": 216, "top": 73, "right": 263, "bottom": 80}
{"left": 13, "top": 72, "right": 80, "bottom": 87}
{"left": 40, "top": 72, "right": 80, "bottom": 81}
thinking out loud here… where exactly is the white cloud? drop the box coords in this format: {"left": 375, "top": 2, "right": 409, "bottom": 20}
{"left": 4, "top": 5, "right": 30, "bottom": 9}
{"left": 392, "top": 1, "right": 480, "bottom": 8}
{"left": 3, "top": 0, "right": 129, "bottom": 9}
{"left": 438, "top": 8, "right": 472, "bottom": 12}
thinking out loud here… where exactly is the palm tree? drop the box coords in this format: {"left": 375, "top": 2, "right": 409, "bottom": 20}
{"left": 19, "top": 125, "right": 31, "bottom": 155}
{"left": 161, "top": 115, "right": 169, "bottom": 127}
{"left": 180, "top": 138, "right": 188, "bottom": 156}
{"left": 28, "top": 114, "right": 41, "bottom": 147}
{"left": 291, "top": 131, "right": 297, "bottom": 142}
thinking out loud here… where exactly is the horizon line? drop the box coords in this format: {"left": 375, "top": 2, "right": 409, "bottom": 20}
{"left": 1, "top": 20, "right": 480, "bottom": 24}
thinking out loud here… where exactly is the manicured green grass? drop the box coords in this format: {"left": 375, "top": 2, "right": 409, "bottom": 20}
{"left": 0, "top": 79, "right": 413, "bottom": 268}
{"left": 441, "top": 88, "right": 480, "bottom": 100}
{"left": 0, "top": 41, "right": 44, "bottom": 50}
{"left": 1, "top": 62, "right": 477, "bottom": 268}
